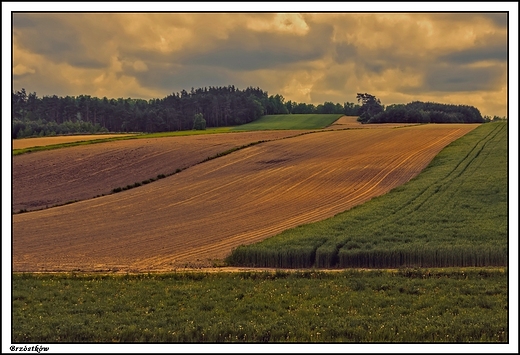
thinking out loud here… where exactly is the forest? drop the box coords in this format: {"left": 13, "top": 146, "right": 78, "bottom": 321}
{"left": 355, "top": 93, "right": 486, "bottom": 124}
{"left": 11, "top": 86, "right": 359, "bottom": 139}
{"left": 12, "top": 87, "right": 495, "bottom": 139}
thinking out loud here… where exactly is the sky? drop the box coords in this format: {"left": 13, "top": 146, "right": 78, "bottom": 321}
{"left": 5, "top": 3, "right": 517, "bottom": 119}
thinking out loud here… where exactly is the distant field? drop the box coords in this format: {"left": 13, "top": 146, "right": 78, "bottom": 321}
{"left": 233, "top": 114, "right": 345, "bottom": 130}
{"left": 328, "top": 115, "right": 418, "bottom": 129}
{"left": 12, "top": 134, "right": 137, "bottom": 150}
{"left": 227, "top": 122, "right": 507, "bottom": 269}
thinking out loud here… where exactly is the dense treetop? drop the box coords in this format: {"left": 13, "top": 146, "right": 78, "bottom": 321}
{"left": 356, "top": 93, "right": 486, "bottom": 124}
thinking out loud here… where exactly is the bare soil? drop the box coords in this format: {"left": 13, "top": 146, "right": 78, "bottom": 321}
{"left": 327, "top": 115, "right": 417, "bottom": 129}
{"left": 12, "top": 124, "right": 477, "bottom": 272}
{"left": 12, "top": 134, "right": 137, "bottom": 150}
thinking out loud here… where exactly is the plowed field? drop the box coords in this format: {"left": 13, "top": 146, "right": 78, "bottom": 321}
{"left": 12, "top": 124, "right": 478, "bottom": 272}
{"left": 12, "top": 134, "right": 137, "bottom": 150}
{"left": 327, "top": 115, "right": 417, "bottom": 129}
{"left": 13, "top": 131, "right": 303, "bottom": 212}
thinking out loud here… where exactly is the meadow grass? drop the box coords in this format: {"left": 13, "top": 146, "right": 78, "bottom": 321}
{"left": 232, "top": 114, "right": 344, "bottom": 131}
{"left": 12, "top": 268, "right": 507, "bottom": 343}
{"left": 226, "top": 122, "right": 508, "bottom": 268}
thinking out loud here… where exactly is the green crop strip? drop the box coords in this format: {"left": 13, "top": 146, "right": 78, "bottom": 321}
{"left": 12, "top": 268, "right": 507, "bottom": 342}
{"left": 232, "top": 114, "right": 344, "bottom": 131}
{"left": 227, "top": 122, "right": 508, "bottom": 268}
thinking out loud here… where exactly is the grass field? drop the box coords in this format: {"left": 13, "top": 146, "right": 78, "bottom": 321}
{"left": 12, "top": 268, "right": 507, "bottom": 343}
{"left": 232, "top": 114, "right": 345, "bottom": 130}
{"left": 227, "top": 122, "right": 507, "bottom": 268}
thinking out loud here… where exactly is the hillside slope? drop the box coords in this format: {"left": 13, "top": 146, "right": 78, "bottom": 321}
{"left": 13, "top": 124, "right": 477, "bottom": 272}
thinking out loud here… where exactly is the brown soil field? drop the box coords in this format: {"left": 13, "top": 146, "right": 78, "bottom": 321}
{"left": 12, "top": 124, "right": 478, "bottom": 272}
{"left": 12, "top": 134, "right": 137, "bottom": 150}
{"left": 13, "top": 131, "right": 303, "bottom": 212}
{"left": 327, "top": 115, "right": 418, "bottom": 129}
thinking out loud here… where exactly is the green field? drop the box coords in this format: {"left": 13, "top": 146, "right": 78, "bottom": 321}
{"left": 232, "top": 114, "right": 345, "bottom": 131}
{"left": 227, "top": 122, "right": 508, "bottom": 268}
{"left": 12, "top": 268, "right": 507, "bottom": 343}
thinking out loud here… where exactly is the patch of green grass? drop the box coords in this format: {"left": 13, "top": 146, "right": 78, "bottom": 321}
{"left": 227, "top": 122, "right": 508, "bottom": 268}
{"left": 12, "top": 268, "right": 507, "bottom": 343}
{"left": 233, "top": 114, "right": 344, "bottom": 131}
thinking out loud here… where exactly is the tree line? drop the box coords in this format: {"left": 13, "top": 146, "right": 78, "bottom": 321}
{"left": 11, "top": 87, "right": 361, "bottom": 138}
{"left": 356, "top": 93, "right": 486, "bottom": 124}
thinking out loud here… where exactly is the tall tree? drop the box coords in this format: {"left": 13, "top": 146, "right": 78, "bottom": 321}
{"left": 192, "top": 113, "right": 206, "bottom": 130}
{"left": 356, "top": 93, "right": 383, "bottom": 123}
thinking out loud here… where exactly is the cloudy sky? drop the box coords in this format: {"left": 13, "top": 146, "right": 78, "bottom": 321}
{"left": 6, "top": 4, "right": 517, "bottom": 118}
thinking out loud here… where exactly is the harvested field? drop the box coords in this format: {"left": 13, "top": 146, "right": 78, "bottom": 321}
{"left": 12, "top": 124, "right": 478, "bottom": 272}
{"left": 13, "top": 130, "right": 303, "bottom": 212}
{"left": 328, "top": 115, "right": 418, "bottom": 129}
{"left": 12, "top": 134, "right": 137, "bottom": 150}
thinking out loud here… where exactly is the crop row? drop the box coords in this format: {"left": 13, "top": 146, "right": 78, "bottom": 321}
{"left": 226, "top": 122, "right": 508, "bottom": 268}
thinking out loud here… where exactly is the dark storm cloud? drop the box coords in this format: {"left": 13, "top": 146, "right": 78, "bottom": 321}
{"left": 333, "top": 42, "right": 357, "bottom": 64}
{"left": 182, "top": 47, "right": 319, "bottom": 71}
{"left": 131, "top": 61, "right": 234, "bottom": 93}
{"left": 13, "top": 14, "right": 107, "bottom": 69}
{"left": 480, "top": 13, "right": 508, "bottom": 27}
{"left": 177, "top": 21, "right": 333, "bottom": 71}
{"left": 439, "top": 43, "right": 508, "bottom": 65}
{"left": 424, "top": 64, "right": 504, "bottom": 92}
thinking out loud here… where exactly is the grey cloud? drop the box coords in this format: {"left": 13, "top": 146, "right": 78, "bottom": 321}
{"left": 333, "top": 42, "right": 357, "bottom": 63}
{"left": 439, "top": 43, "right": 507, "bottom": 65}
{"left": 12, "top": 14, "right": 38, "bottom": 28}
{"left": 132, "top": 62, "right": 235, "bottom": 93}
{"left": 364, "top": 60, "right": 386, "bottom": 74}
{"left": 480, "top": 13, "right": 508, "bottom": 28}
{"left": 13, "top": 70, "right": 73, "bottom": 98}
{"left": 424, "top": 64, "right": 503, "bottom": 92}
{"left": 176, "top": 21, "right": 333, "bottom": 71}
{"left": 183, "top": 47, "right": 319, "bottom": 71}
{"left": 309, "top": 90, "right": 353, "bottom": 106}
{"left": 323, "top": 71, "right": 351, "bottom": 91}
{"left": 13, "top": 14, "right": 108, "bottom": 69}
